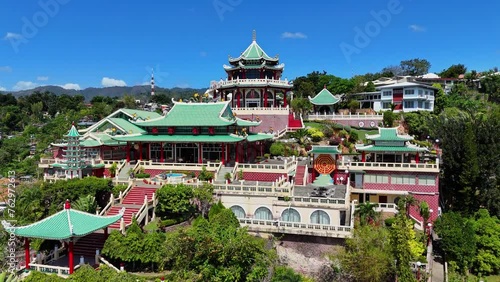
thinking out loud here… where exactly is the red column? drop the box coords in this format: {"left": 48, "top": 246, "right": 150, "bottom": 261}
{"left": 362, "top": 151, "right": 366, "bottom": 162}
{"left": 160, "top": 142, "right": 164, "bottom": 162}
{"left": 221, "top": 143, "right": 225, "bottom": 165}
{"left": 104, "top": 227, "right": 108, "bottom": 240}
{"left": 235, "top": 143, "right": 240, "bottom": 163}
{"left": 260, "top": 142, "right": 263, "bottom": 157}
{"left": 283, "top": 91, "right": 287, "bottom": 107}
{"left": 68, "top": 241, "right": 74, "bottom": 274}
{"left": 311, "top": 155, "right": 316, "bottom": 182}
{"left": 198, "top": 143, "right": 202, "bottom": 164}
{"left": 139, "top": 142, "right": 143, "bottom": 161}
{"left": 264, "top": 88, "right": 268, "bottom": 107}
{"left": 415, "top": 152, "right": 420, "bottom": 163}
{"left": 237, "top": 92, "right": 241, "bottom": 108}
{"left": 274, "top": 90, "right": 277, "bottom": 108}
{"left": 24, "top": 238, "right": 30, "bottom": 270}
{"left": 126, "top": 143, "right": 130, "bottom": 162}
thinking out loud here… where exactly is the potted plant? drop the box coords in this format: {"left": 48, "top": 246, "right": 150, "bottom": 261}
{"left": 238, "top": 169, "right": 244, "bottom": 181}
{"left": 224, "top": 172, "right": 232, "bottom": 183}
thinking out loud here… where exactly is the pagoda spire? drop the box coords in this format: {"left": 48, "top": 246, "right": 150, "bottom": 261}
{"left": 252, "top": 29, "right": 256, "bottom": 42}
{"left": 151, "top": 68, "right": 155, "bottom": 96}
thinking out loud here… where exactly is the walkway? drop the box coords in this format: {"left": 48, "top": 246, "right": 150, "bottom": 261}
{"left": 106, "top": 184, "right": 159, "bottom": 229}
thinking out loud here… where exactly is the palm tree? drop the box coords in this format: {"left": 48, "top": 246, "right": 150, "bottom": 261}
{"left": 292, "top": 129, "right": 309, "bottom": 145}
{"left": 72, "top": 195, "right": 97, "bottom": 214}
{"left": 397, "top": 195, "right": 418, "bottom": 218}
{"left": 354, "top": 202, "right": 379, "bottom": 226}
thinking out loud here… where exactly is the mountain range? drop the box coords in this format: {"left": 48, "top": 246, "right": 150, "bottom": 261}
{"left": 0, "top": 85, "right": 208, "bottom": 101}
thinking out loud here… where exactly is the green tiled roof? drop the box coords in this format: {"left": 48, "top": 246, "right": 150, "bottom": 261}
{"left": 312, "top": 174, "right": 333, "bottom": 186}
{"left": 308, "top": 146, "right": 341, "bottom": 155}
{"left": 355, "top": 145, "right": 426, "bottom": 152}
{"left": 240, "top": 41, "right": 274, "bottom": 60}
{"left": 2, "top": 207, "right": 123, "bottom": 240}
{"left": 236, "top": 118, "right": 260, "bottom": 127}
{"left": 80, "top": 138, "right": 101, "bottom": 147}
{"left": 111, "top": 134, "right": 245, "bottom": 143}
{"left": 366, "top": 128, "right": 413, "bottom": 141}
{"left": 66, "top": 124, "right": 80, "bottom": 137}
{"left": 133, "top": 102, "right": 235, "bottom": 127}
{"left": 308, "top": 88, "right": 340, "bottom": 105}
{"left": 246, "top": 133, "right": 274, "bottom": 142}
{"left": 121, "top": 109, "right": 161, "bottom": 120}
{"left": 92, "top": 133, "right": 125, "bottom": 146}
{"left": 108, "top": 118, "right": 146, "bottom": 134}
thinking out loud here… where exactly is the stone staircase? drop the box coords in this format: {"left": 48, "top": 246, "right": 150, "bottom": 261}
{"left": 214, "top": 166, "right": 234, "bottom": 184}
{"left": 106, "top": 186, "right": 158, "bottom": 229}
{"left": 294, "top": 165, "right": 306, "bottom": 186}
{"left": 117, "top": 162, "right": 134, "bottom": 181}
{"left": 74, "top": 232, "right": 106, "bottom": 259}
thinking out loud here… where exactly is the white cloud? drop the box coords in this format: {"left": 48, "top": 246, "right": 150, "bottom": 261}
{"left": 60, "top": 83, "right": 81, "bottom": 90}
{"left": 281, "top": 32, "right": 307, "bottom": 39}
{"left": 13, "top": 81, "right": 38, "bottom": 91}
{"left": 4, "top": 32, "right": 22, "bottom": 40}
{"left": 0, "top": 86, "right": 6, "bottom": 91}
{"left": 101, "top": 77, "right": 127, "bottom": 87}
{"left": 0, "top": 66, "right": 12, "bottom": 72}
{"left": 409, "top": 24, "right": 426, "bottom": 32}
{"left": 37, "top": 76, "right": 49, "bottom": 81}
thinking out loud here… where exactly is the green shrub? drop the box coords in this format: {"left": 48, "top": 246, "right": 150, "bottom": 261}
{"left": 270, "top": 143, "right": 285, "bottom": 156}
{"left": 112, "top": 184, "right": 128, "bottom": 197}
{"left": 135, "top": 173, "right": 150, "bottom": 179}
{"left": 385, "top": 217, "right": 396, "bottom": 227}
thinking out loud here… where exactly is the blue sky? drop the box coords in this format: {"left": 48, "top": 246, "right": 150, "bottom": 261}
{"left": 0, "top": 0, "right": 499, "bottom": 91}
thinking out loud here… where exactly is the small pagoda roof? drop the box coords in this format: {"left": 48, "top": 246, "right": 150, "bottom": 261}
{"left": 355, "top": 144, "right": 427, "bottom": 153}
{"left": 2, "top": 202, "right": 123, "bottom": 240}
{"left": 65, "top": 123, "right": 80, "bottom": 137}
{"left": 308, "top": 87, "right": 340, "bottom": 105}
{"left": 229, "top": 40, "right": 278, "bottom": 62}
{"left": 236, "top": 118, "right": 261, "bottom": 127}
{"left": 111, "top": 133, "right": 246, "bottom": 143}
{"left": 223, "top": 63, "right": 284, "bottom": 71}
{"left": 312, "top": 174, "right": 334, "bottom": 186}
{"left": 366, "top": 127, "right": 414, "bottom": 141}
{"left": 132, "top": 101, "right": 236, "bottom": 127}
{"left": 308, "top": 145, "right": 341, "bottom": 155}
{"left": 246, "top": 133, "right": 274, "bottom": 142}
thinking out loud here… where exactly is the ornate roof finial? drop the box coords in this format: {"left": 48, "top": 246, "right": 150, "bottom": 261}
{"left": 252, "top": 30, "right": 256, "bottom": 42}
{"left": 64, "top": 199, "right": 71, "bottom": 209}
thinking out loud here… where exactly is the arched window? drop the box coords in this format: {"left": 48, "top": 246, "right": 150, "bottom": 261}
{"left": 281, "top": 208, "right": 301, "bottom": 222}
{"left": 254, "top": 207, "right": 273, "bottom": 220}
{"left": 310, "top": 210, "right": 330, "bottom": 225}
{"left": 230, "top": 205, "right": 245, "bottom": 219}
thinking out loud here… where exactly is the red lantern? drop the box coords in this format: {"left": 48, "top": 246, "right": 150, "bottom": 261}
{"left": 168, "top": 127, "right": 175, "bottom": 135}
{"left": 151, "top": 127, "right": 158, "bottom": 134}
{"left": 192, "top": 127, "right": 199, "bottom": 135}
{"left": 208, "top": 127, "right": 215, "bottom": 135}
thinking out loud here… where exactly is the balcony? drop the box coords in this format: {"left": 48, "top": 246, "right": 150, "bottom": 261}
{"left": 238, "top": 218, "right": 352, "bottom": 238}
{"left": 338, "top": 160, "right": 439, "bottom": 173}
{"left": 215, "top": 78, "right": 292, "bottom": 89}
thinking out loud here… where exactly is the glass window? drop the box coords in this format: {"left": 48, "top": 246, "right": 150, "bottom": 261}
{"left": 418, "top": 90, "right": 424, "bottom": 95}
{"left": 404, "top": 89, "right": 415, "bottom": 95}
{"left": 281, "top": 208, "right": 301, "bottom": 222}
{"left": 254, "top": 207, "right": 273, "bottom": 220}
{"left": 419, "top": 175, "right": 436, "bottom": 185}
{"left": 404, "top": 101, "right": 414, "bottom": 108}
{"left": 383, "top": 91, "right": 392, "bottom": 96}
{"left": 392, "top": 175, "right": 416, "bottom": 184}
{"left": 230, "top": 205, "right": 246, "bottom": 219}
{"left": 365, "top": 174, "right": 389, "bottom": 183}
{"left": 310, "top": 210, "right": 330, "bottom": 225}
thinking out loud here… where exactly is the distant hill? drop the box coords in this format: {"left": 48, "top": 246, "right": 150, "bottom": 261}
{"left": 0, "top": 85, "right": 208, "bottom": 101}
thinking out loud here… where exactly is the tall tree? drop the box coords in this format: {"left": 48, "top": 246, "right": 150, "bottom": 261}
{"left": 400, "top": 58, "right": 431, "bottom": 76}
{"left": 439, "top": 64, "right": 467, "bottom": 78}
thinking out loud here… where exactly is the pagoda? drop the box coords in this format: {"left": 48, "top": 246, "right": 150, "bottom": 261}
{"left": 308, "top": 86, "right": 341, "bottom": 114}
{"left": 210, "top": 30, "right": 293, "bottom": 108}
{"left": 2, "top": 200, "right": 124, "bottom": 275}
{"left": 62, "top": 123, "right": 85, "bottom": 179}
{"left": 355, "top": 127, "right": 427, "bottom": 163}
